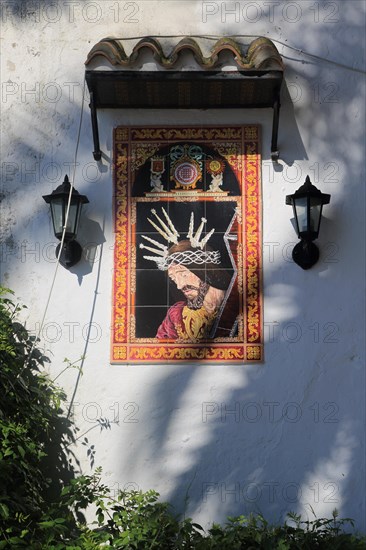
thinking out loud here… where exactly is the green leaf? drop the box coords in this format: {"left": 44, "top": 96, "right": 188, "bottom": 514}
{"left": 8, "top": 537, "right": 27, "bottom": 545}
{"left": 98, "top": 512, "right": 104, "bottom": 523}
{"left": 54, "top": 517, "right": 66, "bottom": 524}
{"left": 39, "top": 520, "right": 57, "bottom": 528}
{"left": 17, "top": 445, "right": 26, "bottom": 458}
{"left": 0, "top": 502, "right": 9, "bottom": 519}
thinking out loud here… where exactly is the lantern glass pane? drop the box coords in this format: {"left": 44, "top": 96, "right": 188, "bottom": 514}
{"left": 294, "top": 196, "right": 308, "bottom": 233}
{"left": 310, "top": 198, "right": 322, "bottom": 233}
{"left": 50, "top": 198, "right": 64, "bottom": 236}
{"left": 65, "top": 202, "right": 79, "bottom": 235}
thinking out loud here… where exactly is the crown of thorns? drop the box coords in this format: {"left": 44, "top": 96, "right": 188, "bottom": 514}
{"left": 139, "top": 208, "right": 221, "bottom": 271}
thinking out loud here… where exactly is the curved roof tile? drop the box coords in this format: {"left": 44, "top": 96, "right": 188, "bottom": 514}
{"left": 85, "top": 36, "right": 284, "bottom": 71}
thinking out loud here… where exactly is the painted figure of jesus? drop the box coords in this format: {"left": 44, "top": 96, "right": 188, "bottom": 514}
{"left": 156, "top": 241, "right": 228, "bottom": 340}
{"left": 140, "top": 210, "right": 239, "bottom": 342}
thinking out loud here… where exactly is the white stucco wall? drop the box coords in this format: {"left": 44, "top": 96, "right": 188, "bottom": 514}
{"left": 1, "top": 0, "right": 365, "bottom": 531}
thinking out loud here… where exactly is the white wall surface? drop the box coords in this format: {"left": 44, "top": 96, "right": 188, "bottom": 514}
{"left": 1, "top": 0, "right": 365, "bottom": 531}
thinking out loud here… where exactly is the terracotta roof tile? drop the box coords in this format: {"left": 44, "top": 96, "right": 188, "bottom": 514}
{"left": 85, "top": 36, "right": 284, "bottom": 71}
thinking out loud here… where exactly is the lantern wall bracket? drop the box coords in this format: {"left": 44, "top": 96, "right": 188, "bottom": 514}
{"left": 84, "top": 37, "right": 284, "bottom": 163}
{"left": 89, "top": 91, "right": 102, "bottom": 161}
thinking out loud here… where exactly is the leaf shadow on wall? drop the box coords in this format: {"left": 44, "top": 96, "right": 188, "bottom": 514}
{"left": 110, "top": 33, "right": 365, "bottom": 530}
{"left": 2, "top": 0, "right": 365, "bottom": 534}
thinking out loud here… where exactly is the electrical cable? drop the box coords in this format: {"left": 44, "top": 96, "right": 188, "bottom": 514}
{"left": 113, "top": 34, "right": 365, "bottom": 75}
{"left": 19, "top": 78, "right": 87, "bottom": 376}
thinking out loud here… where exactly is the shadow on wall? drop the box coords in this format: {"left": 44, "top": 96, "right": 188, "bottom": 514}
{"left": 2, "top": 0, "right": 365, "bottom": 533}
{"left": 118, "top": 258, "right": 361, "bottom": 529}
{"left": 107, "top": 13, "right": 365, "bottom": 531}
{"left": 69, "top": 218, "right": 106, "bottom": 283}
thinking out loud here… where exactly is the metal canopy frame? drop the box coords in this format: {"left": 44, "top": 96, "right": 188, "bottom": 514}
{"left": 85, "top": 69, "right": 283, "bottom": 162}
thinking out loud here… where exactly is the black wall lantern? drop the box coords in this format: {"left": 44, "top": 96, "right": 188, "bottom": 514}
{"left": 43, "top": 175, "right": 89, "bottom": 269}
{"left": 286, "top": 176, "right": 331, "bottom": 270}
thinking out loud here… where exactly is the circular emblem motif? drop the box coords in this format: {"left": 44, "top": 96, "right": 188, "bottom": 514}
{"left": 209, "top": 160, "right": 221, "bottom": 172}
{"left": 207, "top": 159, "right": 225, "bottom": 175}
{"left": 174, "top": 162, "right": 199, "bottom": 186}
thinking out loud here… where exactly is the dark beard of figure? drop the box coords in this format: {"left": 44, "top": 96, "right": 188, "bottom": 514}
{"left": 185, "top": 281, "right": 209, "bottom": 310}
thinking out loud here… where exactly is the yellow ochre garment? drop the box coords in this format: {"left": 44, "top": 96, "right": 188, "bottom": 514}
{"left": 176, "top": 306, "right": 217, "bottom": 341}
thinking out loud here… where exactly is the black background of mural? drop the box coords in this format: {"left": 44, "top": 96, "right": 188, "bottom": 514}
{"left": 135, "top": 200, "right": 239, "bottom": 338}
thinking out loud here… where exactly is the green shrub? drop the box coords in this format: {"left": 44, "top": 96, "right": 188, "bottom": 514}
{"left": 0, "top": 287, "right": 76, "bottom": 546}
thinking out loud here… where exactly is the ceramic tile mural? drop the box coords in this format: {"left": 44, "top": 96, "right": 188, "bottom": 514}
{"left": 112, "top": 126, "right": 262, "bottom": 363}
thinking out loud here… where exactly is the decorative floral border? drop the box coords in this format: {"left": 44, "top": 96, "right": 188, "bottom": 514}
{"left": 111, "top": 126, "right": 262, "bottom": 363}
